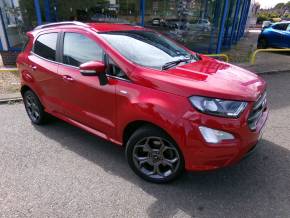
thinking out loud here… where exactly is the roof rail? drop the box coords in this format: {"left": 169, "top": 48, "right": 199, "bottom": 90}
{"left": 34, "top": 21, "right": 89, "bottom": 30}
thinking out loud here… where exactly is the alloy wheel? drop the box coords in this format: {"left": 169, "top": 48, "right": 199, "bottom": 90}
{"left": 132, "top": 136, "right": 181, "bottom": 179}
{"left": 25, "top": 94, "right": 41, "bottom": 122}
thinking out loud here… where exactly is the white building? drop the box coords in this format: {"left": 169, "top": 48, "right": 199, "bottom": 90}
{"left": 0, "top": 0, "right": 21, "bottom": 50}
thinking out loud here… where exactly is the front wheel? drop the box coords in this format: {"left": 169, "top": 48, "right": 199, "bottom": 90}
{"left": 126, "top": 126, "right": 184, "bottom": 183}
{"left": 257, "top": 38, "right": 268, "bottom": 49}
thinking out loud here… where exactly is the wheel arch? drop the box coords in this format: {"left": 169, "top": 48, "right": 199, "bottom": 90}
{"left": 122, "top": 120, "right": 177, "bottom": 147}
{"left": 20, "top": 85, "right": 32, "bottom": 97}
{"left": 20, "top": 85, "right": 45, "bottom": 107}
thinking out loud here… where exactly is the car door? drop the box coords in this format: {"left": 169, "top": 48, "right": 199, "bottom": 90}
{"left": 57, "top": 31, "right": 116, "bottom": 138}
{"left": 284, "top": 24, "right": 290, "bottom": 48}
{"left": 271, "top": 24, "right": 288, "bottom": 47}
{"left": 28, "top": 31, "right": 64, "bottom": 113}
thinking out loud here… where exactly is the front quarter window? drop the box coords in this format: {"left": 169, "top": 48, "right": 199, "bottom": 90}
{"left": 99, "top": 31, "right": 196, "bottom": 70}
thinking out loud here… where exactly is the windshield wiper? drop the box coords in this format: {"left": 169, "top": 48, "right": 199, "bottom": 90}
{"left": 161, "top": 53, "right": 201, "bottom": 70}
{"left": 162, "top": 58, "right": 192, "bottom": 70}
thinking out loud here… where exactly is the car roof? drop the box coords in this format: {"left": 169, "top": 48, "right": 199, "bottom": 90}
{"left": 30, "top": 22, "right": 145, "bottom": 35}
{"left": 273, "top": 21, "right": 290, "bottom": 25}
{"left": 88, "top": 23, "right": 144, "bottom": 32}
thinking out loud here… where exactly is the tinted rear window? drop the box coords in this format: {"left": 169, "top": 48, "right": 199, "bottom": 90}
{"left": 33, "top": 33, "right": 58, "bottom": 61}
{"left": 272, "top": 24, "right": 288, "bottom": 31}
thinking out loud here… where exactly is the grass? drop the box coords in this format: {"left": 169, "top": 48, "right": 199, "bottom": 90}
{"left": 0, "top": 71, "right": 20, "bottom": 95}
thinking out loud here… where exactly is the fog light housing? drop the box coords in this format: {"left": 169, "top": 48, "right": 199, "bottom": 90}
{"left": 199, "top": 126, "right": 235, "bottom": 144}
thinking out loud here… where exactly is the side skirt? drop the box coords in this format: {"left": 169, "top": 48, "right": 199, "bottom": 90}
{"left": 46, "top": 109, "right": 123, "bottom": 146}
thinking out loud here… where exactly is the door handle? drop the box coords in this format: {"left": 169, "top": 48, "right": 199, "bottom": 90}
{"left": 30, "top": 65, "right": 37, "bottom": 71}
{"left": 62, "top": 75, "right": 74, "bottom": 82}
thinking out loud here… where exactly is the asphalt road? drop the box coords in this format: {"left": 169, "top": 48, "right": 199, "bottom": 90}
{"left": 1, "top": 73, "right": 290, "bottom": 218}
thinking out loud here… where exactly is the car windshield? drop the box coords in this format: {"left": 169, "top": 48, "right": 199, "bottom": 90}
{"left": 99, "top": 30, "right": 196, "bottom": 70}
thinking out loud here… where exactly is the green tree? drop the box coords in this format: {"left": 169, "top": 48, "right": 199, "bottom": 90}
{"left": 274, "top": 3, "right": 285, "bottom": 9}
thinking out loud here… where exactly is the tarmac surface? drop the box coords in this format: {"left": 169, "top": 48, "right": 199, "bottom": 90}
{"left": 0, "top": 72, "right": 290, "bottom": 218}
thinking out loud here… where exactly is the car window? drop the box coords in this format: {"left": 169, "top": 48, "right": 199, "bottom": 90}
{"left": 273, "top": 24, "right": 288, "bottom": 31}
{"left": 106, "top": 56, "right": 129, "bottom": 80}
{"left": 33, "top": 33, "right": 58, "bottom": 61}
{"left": 63, "top": 33, "right": 103, "bottom": 67}
{"left": 287, "top": 24, "right": 290, "bottom": 32}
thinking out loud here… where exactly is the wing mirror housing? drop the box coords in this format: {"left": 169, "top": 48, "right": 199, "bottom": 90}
{"left": 80, "top": 61, "right": 108, "bottom": 85}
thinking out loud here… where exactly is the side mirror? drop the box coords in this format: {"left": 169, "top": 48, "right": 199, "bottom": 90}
{"left": 80, "top": 61, "right": 108, "bottom": 85}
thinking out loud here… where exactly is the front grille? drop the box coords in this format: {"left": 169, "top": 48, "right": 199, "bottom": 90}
{"left": 248, "top": 92, "right": 267, "bottom": 131}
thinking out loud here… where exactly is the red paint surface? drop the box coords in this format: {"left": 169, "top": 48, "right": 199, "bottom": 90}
{"left": 17, "top": 23, "right": 268, "bottom": 171}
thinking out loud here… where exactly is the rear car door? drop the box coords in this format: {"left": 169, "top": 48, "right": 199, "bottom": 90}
{"left": 28, "top": 31, "right": 64, "bottom": 113}
{"left": 57, "top": 31, "right": 116, "bottom": 138}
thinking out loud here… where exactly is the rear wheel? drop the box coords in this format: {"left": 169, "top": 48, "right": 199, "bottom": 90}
{"left": 126, "top": 125, "right": 184, "bottom": 183}
{"left": 257, "top": 38, "right": 268, "bottom": 49}
{"left": 23, "top": 90, "right": 47, "bottom": 125}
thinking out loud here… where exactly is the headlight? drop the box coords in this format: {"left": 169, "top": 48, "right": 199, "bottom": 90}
{"left": 189, "top": 96, "right": 247, "bottom": 118}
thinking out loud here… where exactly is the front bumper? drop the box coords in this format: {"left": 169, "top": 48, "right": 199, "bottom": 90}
{"left": 174, "top": 106, "right": 269, "bottom": 171}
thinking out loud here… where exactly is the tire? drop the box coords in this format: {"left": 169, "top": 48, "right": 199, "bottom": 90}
{"left": 126, "top": 125, "right": 184, "bottom": 183}
{"left": 23, "top": 90, "right": 47, "bottom": 125}
{"left": 257, "top": 38, "right": 268, "bottom": 49}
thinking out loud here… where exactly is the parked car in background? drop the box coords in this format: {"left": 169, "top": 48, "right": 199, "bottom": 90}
{"left": 151, "top": 18, "right": 161, "bottom": 26}
{"left": 258, "top": 21, "right": 290, "bottom": 48}
{"left": 262, "top": 21, "right": 272, "bottom": 29}
{"left": 17, "top": 22, "right": 268, "bottom": 183}
{"left": 187, "top": 19, "right": 211, "bottom": 32}
{"left": 165, "top": 19, "right": 187, "bottom": 30}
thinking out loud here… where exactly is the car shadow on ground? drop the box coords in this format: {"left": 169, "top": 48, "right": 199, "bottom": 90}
{"left": 33, "top": 119, "right": 290, "bottom": 218}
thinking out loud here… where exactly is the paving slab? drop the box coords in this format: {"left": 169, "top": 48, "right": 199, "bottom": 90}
{"left": 0, "top": 92, "right": 22, "bottom": 103}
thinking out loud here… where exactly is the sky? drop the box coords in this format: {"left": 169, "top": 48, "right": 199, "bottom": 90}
{"left": 255, "top": 0, "right": 289, "bottom": 9}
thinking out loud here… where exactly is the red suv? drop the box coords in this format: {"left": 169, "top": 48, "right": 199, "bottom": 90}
{"left": 17, "top": 22, "right": 268, "bottom": 183}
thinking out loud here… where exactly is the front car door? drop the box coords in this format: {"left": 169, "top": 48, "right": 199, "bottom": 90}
{"left": 57, "top": 31, "right": 116, "bottom": 139}
{"left": 271, "top": 23, "right": 288, "bottom": 47}
{"left": 284, "top": 24, "right": 290, "bottom": 48}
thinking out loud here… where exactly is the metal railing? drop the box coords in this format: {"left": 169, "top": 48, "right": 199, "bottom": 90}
{"left": 205, "top": 54, "right": 229, "bottom": 62}
{"left": 251, "top": 48, "right": 290, "bottom": 65}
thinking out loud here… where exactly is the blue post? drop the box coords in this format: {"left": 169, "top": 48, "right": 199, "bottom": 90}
{"left": 0, "top": 8, "right": 5, "bottom": 51}
{"left": 204, "top": 0, "right": 209, "bottom": 19}
{"left": 223, "top": 0, "right": 235, "bottom": 48}
{"left": 34, "top": 0, "right": 42, "bottom": 25}
{"left": 238, "top": 0, "right": 250, "bottom": 39}
{"left": 240, "top": 0, "right": 251, "bottom": 38}
{"left": 140, "top": 0, "right": 145, "bottom": 26}
{"left": 44, "top": 0, "right": 52, "bottom": 22}
{"left": 235, "top": 0, "right": 247, "bottom": 42}
{"left": 216, "top": 0, "right": 230, "bottom": 54}
{"left": 52, "top": 0, "right": 58, "bottom": 22}
{"left": 237, "top": 0, "right": 248, "bottom": 38}
{"left": 0, "top": 8, "right": 10, "bottom": 50}
{"left": 230, "top": 0, "right": 241, "bottom": 45}
{"left": 208, "top": 0, "right": 220, "bottom": 53}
